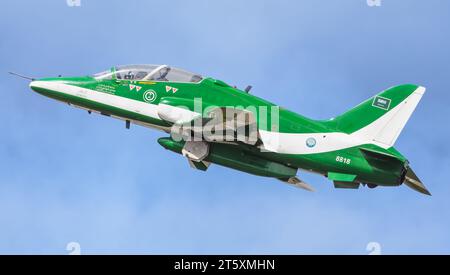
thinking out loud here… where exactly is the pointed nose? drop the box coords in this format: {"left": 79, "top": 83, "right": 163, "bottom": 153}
{"left": 29, "top": 80, "right": 61, "bottom": 95}
{"left": 29, "top": 80, "right": 38, "bottom": 92}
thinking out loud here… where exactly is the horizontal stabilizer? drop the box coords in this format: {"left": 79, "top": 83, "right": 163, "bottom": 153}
{"left": 333, "top": 181, "right": 360, "bottom": 189}
{"left": 328, "top": 172, "right": 357, "bottom": 182}
{"left": 404, "top": 167, "right": 431, "bottom": 196}
{"left": 328, "top": 172, "right": 359, "bottom": 189}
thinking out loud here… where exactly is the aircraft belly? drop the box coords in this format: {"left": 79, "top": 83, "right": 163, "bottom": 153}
{"left": 258, "top": 148, "right": 402, "bottom": 186}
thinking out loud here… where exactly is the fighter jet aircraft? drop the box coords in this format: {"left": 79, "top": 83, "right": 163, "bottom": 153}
{"left": 11, "top": 64, "right": 430, "bottom": 195}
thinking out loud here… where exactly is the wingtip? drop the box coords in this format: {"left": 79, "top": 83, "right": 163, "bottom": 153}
{"left": 415, "top": 86, "right": 426, "bottom": 95}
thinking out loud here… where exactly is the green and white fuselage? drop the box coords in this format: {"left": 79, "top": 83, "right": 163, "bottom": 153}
{"left": 27, "top": 64, "right": 429, "bottom": 195}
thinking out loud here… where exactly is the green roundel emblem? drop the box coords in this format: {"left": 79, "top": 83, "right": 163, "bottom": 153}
{"left": 143, "top": 89, "right": 157, "bottom": 103}
{"left": 306, "top": 137, "right": 316, "bottom": 148}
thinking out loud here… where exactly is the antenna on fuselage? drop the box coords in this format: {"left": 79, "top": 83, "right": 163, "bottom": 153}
{"left": 8, "top": 72, "right": 35, "bottom": 81}
{"left": 245, "top": 85, "right": 252, "bottom": 93}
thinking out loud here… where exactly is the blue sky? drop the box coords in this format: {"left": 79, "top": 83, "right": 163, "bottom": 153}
{"left": 0, "top": 0, "right": 449, "bottom": 254}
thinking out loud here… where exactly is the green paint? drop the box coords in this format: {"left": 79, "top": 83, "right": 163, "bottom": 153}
{"left": 328, "top": 172, "right": 357, "bottom": 182}
{"left": 27, "top": 65, "right": 429, "bottom": 195}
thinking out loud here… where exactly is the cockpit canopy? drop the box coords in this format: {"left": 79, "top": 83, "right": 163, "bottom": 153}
{"left": 93, "top": 64, "right": 203, "bottom": 83}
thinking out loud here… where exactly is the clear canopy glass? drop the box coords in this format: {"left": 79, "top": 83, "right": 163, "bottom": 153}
{"left": 93, "top": 64, "right": 203, "bottom": 83}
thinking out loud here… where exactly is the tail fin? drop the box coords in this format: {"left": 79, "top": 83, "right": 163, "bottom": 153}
{"left": 330, "top": 84, "right": 425, "bottom": 148}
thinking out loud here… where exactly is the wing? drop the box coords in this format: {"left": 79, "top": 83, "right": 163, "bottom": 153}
{"left": 161, "top": 106, "right": 260, "bottom": 146}
{"left": 156, "top": 104, "right": 314, "bottom": 191}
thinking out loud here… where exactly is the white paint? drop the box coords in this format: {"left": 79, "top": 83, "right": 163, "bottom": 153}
{"left": 353, "top": 86, "right": 425, "bottom": 147}
{"left": 143, "top": 90, "right": 157, "bottom": 103}
{"left": 30, "top": 81, "right": 160, "bottom": 120}
{"left": 259, "top": 130, "right": 363, "bottom": 154}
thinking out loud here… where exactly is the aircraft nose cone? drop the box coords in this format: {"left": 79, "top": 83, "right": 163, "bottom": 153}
{"left": 29, "top": 80, "right": 39, "bottom": 92}
{"left": 29, "top": 80, "right": 60, "bottom": 94}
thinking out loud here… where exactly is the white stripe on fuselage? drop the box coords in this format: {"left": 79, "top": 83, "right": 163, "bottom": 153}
{"left": 30, "top": 81, "right": 422, "bottom": 155}
{"left": 258, "top": 87, "right": 424, "bottom": 154}
{"left": 30, "top": 80, "right": 161, "bottom": 119}
{"left": 258, "top": 130, "right": 364, "bottom": 154}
